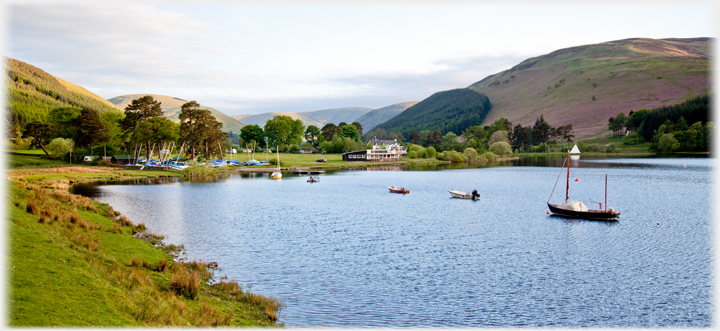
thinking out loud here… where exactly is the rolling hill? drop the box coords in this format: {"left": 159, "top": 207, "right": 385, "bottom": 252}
{"left": 367, "top": 89, "right": 492, "bottom": 138}
{"left": 108, "top": 94, "right": 245, "bottom": 133}
{"left": 468, "top": 37, "right": 712, "bottom": 139}
{"left": 5, "top": 57, "right": 122, "bottom": 135}
{"left": 232, "top": 107, "right": 372, "bottom": 128}
{"left": 353, "top": 101, "right": 419, "bottom": 133}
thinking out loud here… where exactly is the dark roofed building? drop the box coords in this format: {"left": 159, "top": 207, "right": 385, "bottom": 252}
{"left": 110, "top": 155, "right": 137, "bottom": 166}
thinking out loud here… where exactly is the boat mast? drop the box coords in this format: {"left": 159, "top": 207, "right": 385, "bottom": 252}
{"left": 565, "top": 152, "right": 570, "bottom": 203}
{"left": 605, "top": 174, "right": 608, "bottom": 211}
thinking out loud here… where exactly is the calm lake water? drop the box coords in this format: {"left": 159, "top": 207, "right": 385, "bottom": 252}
{"left": 72, "top": 156, "right": 714, "bottom": 327}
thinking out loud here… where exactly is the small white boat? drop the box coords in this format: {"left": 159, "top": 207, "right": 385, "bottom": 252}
{"left": 449, "top": 190, "right": 479, "bottom": 200}
{"left": 271, "top": 148, "right": 282, "bottom": 180}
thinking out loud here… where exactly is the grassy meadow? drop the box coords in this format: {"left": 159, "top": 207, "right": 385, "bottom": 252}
{"left": 6, "top": 156, "right": 283, "bottom": 327}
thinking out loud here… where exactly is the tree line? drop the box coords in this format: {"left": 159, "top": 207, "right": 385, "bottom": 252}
{"left": 16, "top": 95, "right": 229, "bottom": 163}
{"left": 238, "top": 119, "right": 367, "bottom": 154}
{"left": 606, "top": 95, "right": 711, "bottom": 152}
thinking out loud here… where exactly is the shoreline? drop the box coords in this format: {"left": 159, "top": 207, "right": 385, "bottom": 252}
{"left": 6, "top": 165, "right": 283, "bottom": 326}
{"left": 229, "top": 156, "right": 521, "bottom": 173}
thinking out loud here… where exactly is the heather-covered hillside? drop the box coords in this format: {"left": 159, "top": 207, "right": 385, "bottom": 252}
{"left": 468, "top": 38, "right": 712, "bottom": 139}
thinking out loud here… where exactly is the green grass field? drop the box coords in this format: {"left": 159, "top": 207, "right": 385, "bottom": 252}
{"left": 7, "top": 165, "right": 283, "bottom": 326}
{"left": 8, "top": 154, "right": 70, "bottom": 169}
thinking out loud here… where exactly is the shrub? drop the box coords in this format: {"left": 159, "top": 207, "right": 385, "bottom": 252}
{"left": 26, "top": 199, "right": 40, "bottom": 215}
{"left": 463, "top": 148, "right": 477, "bottom": 161}
{"left": 587, "top": 144, "right": 603, "bottom": 152}
{"left": 489, "top": 141, "right": 512, "bottom": 157}
{"left": 407, "top": 151, "right": 417, "bottom": 159}
{"left": 658, "top": 133, "right": 680, "bottom": 153}
{"left": 8, "top": 137, "right": 33, "bottom": 150}
{"left": 481, "top": 151, "right": 498, "bottom": 161}
{"left": 127, "top": 268, "right": 152, "bottom": 289}
{"left": 46, "top": 138, "right": 73, "bottom": 158}
{"left": 436, "top": 151, "right": 448, "bottom": 161}
{"left": 577, "top": 141, "right": 588, "bottom": 151}
{"left": 157, "top": 258, "right": 169, "bottom": 273}
{"left": 118, "top": 216, "right": 134, "bottom": 227}
{"left": 605, "top": 144, "right": 619, "bottom": 153}
{"left": 446, "top": 150, "right": 466, "bottom": 162}
{"left": 170, "top": 265, "right": 201, "bottom": 299}
{"left": 426, "top": 146, "right": 437, "bottom": 159}
{"left": 488, "top": 131, "right": 509, "bottom": 145}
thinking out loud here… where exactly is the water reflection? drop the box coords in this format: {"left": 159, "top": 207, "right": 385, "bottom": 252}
{"left": 70, "top": 155, "right": 712, "bottom": 327}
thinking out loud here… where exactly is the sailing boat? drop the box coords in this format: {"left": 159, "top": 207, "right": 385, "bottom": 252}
{"left": 547, "top": 153, "right": 620, "bottom": 221}
{"left": 270, "top": 147, "right": 282, "bottom": 180}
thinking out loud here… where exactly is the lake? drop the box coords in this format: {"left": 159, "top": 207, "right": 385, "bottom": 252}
{"left": 72, "top": 156, "right": 714, "bottom": 327}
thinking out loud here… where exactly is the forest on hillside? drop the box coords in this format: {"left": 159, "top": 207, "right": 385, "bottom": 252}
{"left": 5, "top": 58, "right": 120, "bottom": 138}
{"left": 606, "top": 95, "right": 712, "bottom": 153}
{"left": 637, "top": 95, "right": 710, "bottom": 142}
{"left": 370, "top": 89, "right": 492, "bottom": 138}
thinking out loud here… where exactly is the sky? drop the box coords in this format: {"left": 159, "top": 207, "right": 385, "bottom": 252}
{"left": 2, "top": 1, "right": 717, "bottom": 116}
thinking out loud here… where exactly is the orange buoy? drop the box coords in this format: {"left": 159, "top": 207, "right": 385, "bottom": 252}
{"left": 391, "top": 185, "right": 396, "bottom": 189}
{"left": 657, "top": 222, "right": 660, "bottom": 225}
{"left": 546, "top": 211, "right": 550, "bottom": 214}
{"left": 575, "top": 178, "right": 579, "bottom": 182}
{"left": 683, "top": 165, "right": 687, "bottom": 168}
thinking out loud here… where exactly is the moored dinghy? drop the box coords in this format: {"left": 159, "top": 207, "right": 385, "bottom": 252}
{"left": 389, "top": 185, "right": 409, "bottom": 194}
{"left": 449, "top": 189, "right": 479, "bottom": 200}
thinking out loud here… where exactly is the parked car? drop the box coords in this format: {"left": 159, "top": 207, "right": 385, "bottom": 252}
{"left": 316, "top": 158, "right": 327, "bottom": 162}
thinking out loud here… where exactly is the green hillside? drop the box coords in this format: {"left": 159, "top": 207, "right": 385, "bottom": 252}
{"left": 232, "top": 107, "right": 372, "bottom": 128}
{"left": 368, "top": 88, "right": 491, "bottom": 138}
{"left": 353, "top": 101, "right": 418, "bottom": 133}
{"left": 468, "top": 37, "right": 712, "bottom": 139}
{"left": 5, "top": 57, "right": 122, "bottom": 136}
{"left": 108, "top": 94, "right": 244, "bottom": 134}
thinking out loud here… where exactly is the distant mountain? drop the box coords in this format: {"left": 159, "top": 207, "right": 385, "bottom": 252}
{"left": 5, "top": 57, "right": 122, "bottom": 132}
{"left": 232, "top": 107, "right": 372, "bottom": 128}
{"left": 367, "top": 89, "right": 492, "bottom": 138}
{"left": 468, "top": 37, "right": 712, "bottom": 139}
{"left": 108, "top": 94, "right": 245, "bottom": 133}
{"left": 353, "top": 101, "right": 419, "bottom": 133}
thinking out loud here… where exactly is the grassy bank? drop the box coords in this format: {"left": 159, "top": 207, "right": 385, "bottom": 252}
{"left": 6, "top": 163, "right": 283, "bottom": 327}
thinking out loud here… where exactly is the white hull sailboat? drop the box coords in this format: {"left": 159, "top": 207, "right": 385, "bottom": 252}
{"left": 270, "top": 147, "right": 282, "bottom": 180}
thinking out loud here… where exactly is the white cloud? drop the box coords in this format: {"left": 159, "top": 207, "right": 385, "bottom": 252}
{"left": 5, "top": 2, "right": 714, "bottom": 115}
{"left": 9, "top": 4, "right": 218, "bottom": 91}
